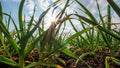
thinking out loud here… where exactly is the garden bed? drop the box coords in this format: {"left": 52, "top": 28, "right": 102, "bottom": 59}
{"left": 0, "top": 48, "right": 120, "bottom": 68}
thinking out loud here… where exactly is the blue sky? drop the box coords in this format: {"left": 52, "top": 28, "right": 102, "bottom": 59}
{"left": 1, "top": 0, "right": 120, "bottom": 32}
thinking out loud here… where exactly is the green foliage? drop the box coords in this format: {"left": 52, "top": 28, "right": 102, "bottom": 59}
{"left": 107, "top": 0, "right": 120, "bottom": 17}
{"left": 105, "top": 56, "right": 120, "bottom": 68}
{"left": 0, "top": 55, "right": 18, "bottom": 66}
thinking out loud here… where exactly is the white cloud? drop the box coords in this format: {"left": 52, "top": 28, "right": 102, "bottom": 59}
{"left": 86, "top": 0, "right": 107, "bottom": 16}
{"left": 3, "top": 0, "right": 20, "bottom": 2}
{"left": 37, "top": 0, "right": 50, "bottom": 10}
{"left": 112, "top": 12, "right": 120, "bottom": 23}
{"left": 12, "top": 0, "right": 20, "bottom": 2}
{"left": 25, "top": 0, "right": 35, "bottom": 14}
{"left": 36, "top": 0, "right": 120, "bottom": 31}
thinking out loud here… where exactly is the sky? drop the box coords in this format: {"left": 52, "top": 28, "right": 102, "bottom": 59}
{"left": 0, "top": 0, "right": 120, "bottom": 32}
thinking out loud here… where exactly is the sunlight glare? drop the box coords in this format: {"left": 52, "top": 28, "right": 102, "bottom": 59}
{"left": 47, "top": 11, "right": 58, "bottom": 23}
{"left": 45, "top": 12, "right": 58, "bottom": 29}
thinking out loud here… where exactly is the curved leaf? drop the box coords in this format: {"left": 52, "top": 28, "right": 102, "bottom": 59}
{"left": 0, "top": 55, "right": 18, "bottom": 67}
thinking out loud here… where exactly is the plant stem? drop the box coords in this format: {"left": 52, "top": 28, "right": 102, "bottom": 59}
{"left": 19, "top": 49, "right": 24, "bottom": 68}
